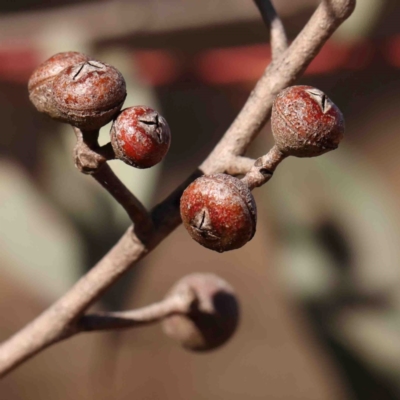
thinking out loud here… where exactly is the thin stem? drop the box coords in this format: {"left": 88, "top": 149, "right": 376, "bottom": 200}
{"left": 241, "top": 145, "right": 287, "bottom": 190}
{"left": 254, "top": 0, "right": 288, "bottom": 58}
{"left": 73, "top": 127, "right": 116, "bottom": 172}
{"left": 73, "top": 127, "right": 153, "bottom": 240}
{"left": 73, "top": 128, "right": 106, "bottom": 174}
{"left": 0, "top": 0, "right": 356, "bottom": 379}
{"left": 98, "top": 143, "right": 116, "bottom": 161}
{"left": 92, "top": 164, "right": 153, "bottom": 240}
{"left": 79, "top": 291, "right": 195, "bottom": 332}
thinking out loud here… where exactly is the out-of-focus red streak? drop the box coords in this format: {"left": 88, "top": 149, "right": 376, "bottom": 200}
{"left": 133, "top": 50, "right": 180, "bottom": 86}
{"left": 386, "top": 35, "right": 400, "bottom": 67}
{"left": 134, "top": 38, "right": 396, "bottom": 86}
{"left": 0, "top": 36, "right": 399, "bottom": 85}
{"left": 193, "top": 45, "right": 272, "bottom": 85}
{"left": 0, "top": 43, "right": 38, "bottom": 83}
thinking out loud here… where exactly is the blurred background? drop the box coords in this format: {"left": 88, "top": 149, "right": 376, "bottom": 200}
{"left": 0, "top": 0, "right": 399, "bottom": 398}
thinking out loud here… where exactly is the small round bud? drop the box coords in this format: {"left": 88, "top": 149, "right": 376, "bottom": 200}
{"left": 28, "top": 51, "right": 91, "bottom": 118}
{"left": 162, "top": 273, "right": 239, "bottom": 352}
{"left": 180, "top": 174, "right": 257, "bottom": 253}
{"left": 271, "top": 85, "right": 345, "bottom": 157}
{"left": 110, "top": 106, "right": 171, "bottom": 168}
{"left": 52, "top": 60, "right": 126, "bottom": 130}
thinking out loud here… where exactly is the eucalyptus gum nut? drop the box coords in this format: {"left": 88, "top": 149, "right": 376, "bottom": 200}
{"left": 271, "top": 85, "right": 345, "bottom": 157}
{"left": 180, "top": 174, "right": 257, "bottom": 253}
{"left": 111, "top": 106, "right": 171, "bottom": 168}
{"left": 161, "top": 273, "right": 240, "bottom": 351}
{"left": 52, "top": 60, "right": 127, "bottom": 130}
{"left": 28, "top": 51, "right": 91, "bottom": 118}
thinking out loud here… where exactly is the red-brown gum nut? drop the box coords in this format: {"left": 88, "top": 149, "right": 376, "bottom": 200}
{"left": 271, "top": 85, "right": 345, "bottom": 157}
{"left": 28, "top": 51, "right": 92, "bottom": 118}
{"left": 51, "top": 61, "right": 127, "bottom": 130}
{"left": 180, "top": 174, "right": 257, "bottom": 253}
{"left": 110, "top": 106, "right": 171, "bottom": 169}
{"left": 161, "top": 273, "right": 239, "bottom": 352}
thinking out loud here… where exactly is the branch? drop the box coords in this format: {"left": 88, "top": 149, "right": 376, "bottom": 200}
{"left": 92, "top": 165, "right": 153, "bottom": 240}
{"left": 201, "top": 0, "right": 355, "bottom": 174}
{"left": 73, "top": 127, "right": 153, "bottom": 240}
{"left": 253, "top": 0, "right": 288, "bottom": 58}
{"left": 0, "top": 0, "right": 356, "bottom": 378}
{"left": 0, "top": 231, "right": 148, "bottom": 377}
{"left": 79, "top": 289, "right": 194, "bottom": 332}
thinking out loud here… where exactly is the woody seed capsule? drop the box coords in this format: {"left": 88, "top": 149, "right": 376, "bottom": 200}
{"left": 180, "top": 174, "right": 257, "bottom": 253}
{"left": 52, "top": 60, "right": 126, "bottom": 130}
{"left": 28, "top": 51, "right": 91, "bottom": 118}
{"left": 162, "top": 273, "right": 240, "bottom": 351}
{"left": 111, "top": 106, "right": 171, "bottom": 168}
{"left": 271, "top": 85, "right": 345, "bottom": 157}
